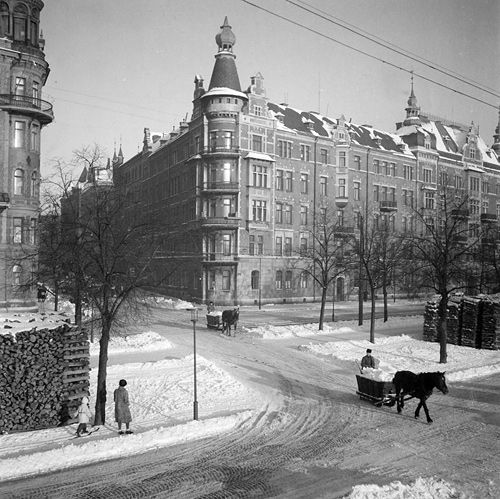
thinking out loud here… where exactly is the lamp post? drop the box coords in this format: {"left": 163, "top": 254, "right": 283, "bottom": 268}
{"left": 189, "top": 307, "right": 199, "bottom": 420}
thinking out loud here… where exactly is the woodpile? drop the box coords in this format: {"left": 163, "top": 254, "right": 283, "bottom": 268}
{"left": 423, "top": 295, "right": 500, "bottom": 350}
{"left": 0, "top": 323, "right": 90, "bottom": 433}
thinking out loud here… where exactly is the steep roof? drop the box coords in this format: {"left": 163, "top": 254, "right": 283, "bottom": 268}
{"left": 208, "top": 56, "right": 241, "bottom": 92}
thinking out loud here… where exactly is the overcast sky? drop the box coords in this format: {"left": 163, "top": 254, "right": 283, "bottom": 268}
{"left": 40, "top": 0, "right": 499, "bottom": 175}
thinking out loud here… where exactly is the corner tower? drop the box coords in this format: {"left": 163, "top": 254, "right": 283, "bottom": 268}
{"left": 199, "top": 18, "right": 247, "bottom": 305}
{"left": 0, "top": 0, "right": 53, "bottom": 309}
{"left": 403, "top": 75, "right": 421, "bottom": 126}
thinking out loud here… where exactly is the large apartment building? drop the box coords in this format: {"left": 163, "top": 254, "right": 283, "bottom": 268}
{"left": 112, "top": 18, "right": 500, "bottom": 306}
{"left": 0, "top": 0, "right": 52, "bottom": 309}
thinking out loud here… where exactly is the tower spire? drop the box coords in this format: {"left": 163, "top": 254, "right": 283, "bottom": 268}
{"left": 492, "top": 105, "right": 500, "bottom": 155}
{"left": 403, "top": 72, "right": 421, "bottom": 126}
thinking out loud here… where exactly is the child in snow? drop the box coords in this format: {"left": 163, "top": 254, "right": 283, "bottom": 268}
{"left": 74, "top": 395, "right": 92, "bottom": 437}
{"left": 114, "top": 379, "right": 133, "bottom": 434}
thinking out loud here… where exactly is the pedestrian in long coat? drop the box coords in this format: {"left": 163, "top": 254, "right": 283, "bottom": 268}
{"left": 114, "top": 379, "right": 133, "bottom": 434}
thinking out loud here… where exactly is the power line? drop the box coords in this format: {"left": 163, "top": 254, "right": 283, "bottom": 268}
{"left": 287, "top": 0, "right": 499, "bottom": 98}
{"left": 241, "top": 0, "right": 498, "bottom": 110}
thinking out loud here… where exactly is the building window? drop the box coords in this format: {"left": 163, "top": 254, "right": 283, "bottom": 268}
{"left": 253, "top": 164, "right": 268, "bottom": 188}
{"left": 14, "top": 168, "right": 24, "bottom": 195}
{"left": 423, "top": 168, "right": 432, "bottom": 183}
{"left": 403, "top": 164, "right": 413, "bottom": 180}
{"left": 470, "top": 177, "right": 480, "bottom": 192}
{"left": 284, "top": 204, "right": 292, "bottom": 224}
{"left": 252, "top": 135, "right": 263, "bottom": 152}
{"left": 300, "top": 237, "right": 308, "bottom": 255}
{"left": 373, "top": 159, "right": 380, "bottom": 174}
{"left": 320, "top": 148, "right": 328, "bottom": 164}
{"left": 257, "top": 235, "right": 263, "bottom": 255}
{"left": 373, "top": 185, "right": 380, "bottom": 202}
{"left": 222, "top": 270, "right": 231, "bottom": 291}
{"left": 32, "top": 81, "right": 39, "bottom": 104}
{"left": 276, "top": 169, "right": 284, "bottom": 190}
{"left": 276, "top": 203, "right": 283, "bottom": 223}
{"left": 285, "top": 171, "right": 293, "bottom": 192}
{"left": 337, "top": 178, "right": 346, "bottom": 197}
{"left": 389, "top": 187, "right": 396, "bottom": 202}
{"left": 338, "top": 151, "right": 346, "bottom": 167}
{"left": 0, "top": 3, "right": 9, "bottom": 36}
{"left": 424, "top": 191, "right": 435, "bottom": 209}
{"left": 253, "top": 105, "right": 262, "bottom": 116}
{"left": 300, "top": 144, "right": 310, "bottom": 161}
{"left": 209, "top": 131, "right": 217, "bottom": 151}
{"left": 355, "top": 211, "right": 362, "bottom": 229}
{"left": 249, "top": 235, "right": 255, "bottom": 255}
{"left": 222, "top": 234, "right": 231, "bottom": 255}
{"left": 252, "top": 200, "right": 267, "bottom": 221}
{"left": 31, "top": 171, "right": 37, "bottom": 197}
{"left": 300, "top": 173, "right": 309, "bottom": 194}
{"left": 222, "top": 131, "right": 233, "bottom": 149}
{"left": 320, "top": 176, "right": 327, "bottom": 196}
{"left": 300, "top": 205, "right": 308, "bottom": 225}
{"left": 299, "top": 272, "right": 308, "bottom": 288}
{"left": 251, "top": 270, "right": 260, "bottom": 290}
{"left": 29, "top": 218, "right": 36, "bottom": 245}
{"left": 31, "top": 124, "right": 39, "bottom": 151}
{"left": 13, "top": 4, "right": 27, "bottom": 41}
{"left": 470, "top": 147, "right": 476, "bottom": 159}
{"left": 12, "top": 265, "right": 22, "bottom": 286}
{"left": 354, "top": 181, "right": 360, "bottom": 201}
{"left": 389, "top": 163, "right": 396, "bottom": 176}
{"left": 14, "top": 121, "right": 25, "bottom": 148}
{"left": 276, "top": 270, "right": 283, "bottom": 289}
{"left": 278, "top": 140, "right": 292, "bottom": 158}
{"left": 354, "top": 155, "right": 361, "bottom": 170}
{"left": 285, "top": 270, "right": 292, "bottom": 289}
{"left": 276, "top": 236, "right": 283, "bottom": 256}
{"left": 482, "top": 181, "right": 489, "bottom": 194}
{"left": 15, "top": 77, "right": 26, "bottom": 97}
{"left": 13, "top": 218, "right": 23, "bottom": 243}
{"left": 469, "top": 198, "right": 480, "bottom": 215}
{"left": 285, "top": 237, "right": 292, "bottom": 256}
{"left": 337, "top": 210, "right": 345, "bottom": 226}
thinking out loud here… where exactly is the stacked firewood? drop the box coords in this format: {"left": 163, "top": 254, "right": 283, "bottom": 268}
{"left": 461, "top": 297, "right": 481, "bottom": 348}
{"left": 477, "top": 299, "right": 500, "bottom": 350}
{"left": 0, "top": 323, "right": 89, "bottom": 433}
{"left": 423, "top": 300, "right": 439, "bottom": 342}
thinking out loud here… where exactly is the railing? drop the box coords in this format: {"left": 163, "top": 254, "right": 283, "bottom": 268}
{"left": 199, "top": 216, "right": 240, "bottom": 227}
{"left": 201, "top": 181, "right": 239, "bottom": 191}
{"left": 202, "top": 252, "right": 238, "bottom": 262}
{"left": 0, "top": 94, "right": 54, "bottom": 124}
{"left": 203, "top": 146, "right": 240, "bottom": 154}
{"left": 335, "top": 196, "right": 349, "bottom": 207}
{"left": 480, "top": 213, "right": 497, "bottom": 224}
{"left": 379, "top": 200, "right": 397, "bottom": 211}
{"left": 451, "top": 209, "right": 469, "bottom": 219}
{"left": 334, "top": 226, "right": 355, "bottom": 235}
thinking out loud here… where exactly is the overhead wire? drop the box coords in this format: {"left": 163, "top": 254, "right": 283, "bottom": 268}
{"left": 240, "top": 0, "right": 498, "bottom": 110}
{"left": 287, "top": 0, "right": 499, "bottom": 98}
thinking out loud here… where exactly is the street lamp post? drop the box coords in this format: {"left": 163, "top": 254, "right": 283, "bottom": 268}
{"left": 189, "top": 307, "right": 199, "bottom": 420}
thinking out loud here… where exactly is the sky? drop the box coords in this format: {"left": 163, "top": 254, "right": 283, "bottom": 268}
{"left": 1, "top": 300, "right": 499, "bottom": 497}
{"left": 39, "top": 0, "right": 500, "bottom": 177}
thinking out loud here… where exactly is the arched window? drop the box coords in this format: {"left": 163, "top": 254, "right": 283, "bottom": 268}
{"left": 14, "top": 168, "right": 24, "bottom": 195}
{"left": 251, "top": 270, "right": 259, "bottom": 290}
{"left": 13, "top": 4, "right": 28, "bottom": 42}
{"left": 31, "top": 171, "right": 37, "bottom": 196}
{"left": 12, "top": 265, "right": 22, "bottom": 286}
{"left": 275, "top": 270, "right": 283, "bottom": 289}
{"left": 0, "top": 2, "right": 9, "bottom": 37}
{"left": 30, "top": 8, "right": 38, "bottom": 45}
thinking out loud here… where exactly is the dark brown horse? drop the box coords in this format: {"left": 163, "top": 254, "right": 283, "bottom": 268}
{"left": 392, "top": 370, "right": 448, "bottom": 423}
{"left": 222, "top": 308, "right": 239, "bottom": 336}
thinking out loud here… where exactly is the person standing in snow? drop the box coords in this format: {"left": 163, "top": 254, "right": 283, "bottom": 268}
{"left": 74, "top": 395, "right": 92, "bottom": 437}
{"left": 114, "top": 379, "right": 133, "bottom": 435}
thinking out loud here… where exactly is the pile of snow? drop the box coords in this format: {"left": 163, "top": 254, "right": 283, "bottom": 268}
{"left": 90, "top": 331, "right": 174, "bottom": 355}
{"left": 358, "top": 368, "right": 392, "bottom": 382}
{"left": 144, "top": 296, "right": 194, "bottom": 310}
{"left": 0, "top": 311, "right": 71, "bottom": 335}
{"left": 298, "top": 334, "right": 500, "bottom": 381}
{"left": 346, "top": 477, "right": 456, "bottom": 498}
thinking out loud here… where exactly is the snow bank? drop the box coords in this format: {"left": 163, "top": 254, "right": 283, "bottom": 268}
{"left": 90, "top": 331, "right": 174, "bottom": 355}
{"left": 347, "top": 477, "right": 456, "bottom": 498}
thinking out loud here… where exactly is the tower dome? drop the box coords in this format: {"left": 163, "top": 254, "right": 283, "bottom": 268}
{"left": 215, "top": 16, "right": 236, "bottom": 52}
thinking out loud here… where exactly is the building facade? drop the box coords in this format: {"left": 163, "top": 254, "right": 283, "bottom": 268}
{"left": 114, "top": 19, "right": 500, "bottom": 306}
{"left": 0, "top": 0, "right": 52, "bottom": 308}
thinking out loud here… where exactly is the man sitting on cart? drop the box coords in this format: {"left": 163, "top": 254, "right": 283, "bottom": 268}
{"left": 207, "top": 301, "right": 215, "bottom": 313}
{"left": 361, "top": 348, "right": 377, "bottom": 369}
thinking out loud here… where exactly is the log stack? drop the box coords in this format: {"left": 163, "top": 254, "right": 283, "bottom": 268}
{"left": 0, "top": 323, "right": 89, "bottom": 433}
{"left": 423, "top": 300, "right": 439, "bottom": 342}
{"left": 460, "top": 297, "right": 481, "bottom": 348}
{"left": 477, "top": 299, "right": 500, "bottom": 350}
{"left": 446, "top": 299, "right": 462, "bottom": 346}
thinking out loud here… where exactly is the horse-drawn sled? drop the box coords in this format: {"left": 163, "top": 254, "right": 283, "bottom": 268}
{"left": 206, "top": 311, "right": 223, "bottom": 330}
{"left": 206, "top": 308, "right": 239, "bottom": 336}
{"left": 355, "top": 370, "right": 449, "bottom": 423}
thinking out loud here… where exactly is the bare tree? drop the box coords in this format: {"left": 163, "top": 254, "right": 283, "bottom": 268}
{"left": 408, "top": 187, "right": 480, "bottom": 363}
{"left": 297, "top": 208, "right": 355, "bottom": 330}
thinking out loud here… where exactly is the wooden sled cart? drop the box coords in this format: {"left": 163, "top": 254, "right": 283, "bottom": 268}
{"left": 355, "top": 374, "right": 395, "bottom": 407}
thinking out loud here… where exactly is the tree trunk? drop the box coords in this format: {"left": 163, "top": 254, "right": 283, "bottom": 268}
{"left": 54, "top": 281, "right": 59, "bottom": 312}
{"left": 370, "top": 286, "right": 376, "bottom": 343}
{"left": 319, "top": 286, "right": 327, "bottom": 330}
{"left": 383, "top": 280, "right": 388, "bottom": 322}
{"left": 331, "top": 288, "right": 335, "bottom": 322}
{"left": 437, "top": 293, "right": 448, "bottom": 364}
{"left": 94, "top": 316, "right": 111, "bottom": 424}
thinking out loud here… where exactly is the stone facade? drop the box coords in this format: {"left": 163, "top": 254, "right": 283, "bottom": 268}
{"left": 0, "top": 0, "right": 52, "bottom": 309}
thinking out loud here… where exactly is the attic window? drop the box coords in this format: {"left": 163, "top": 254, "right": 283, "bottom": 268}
{"left": 470, "top": 147, "right": 476, "bottom": 159}
{"left": 424, "top": 137, "right": 431, "bottom": 149}
{"left": 254, "top": 105, "right": 262, "bottom": 116}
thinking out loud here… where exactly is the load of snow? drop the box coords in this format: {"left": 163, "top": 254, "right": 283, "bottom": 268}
{"left": 90, "top": 331, "right": 174, "bottom": 355}
{"left": 298, "top": 334, "right": 500, "bottom": 381}
{"left": 346, "top": 476, "right": 456, "bottom": 498}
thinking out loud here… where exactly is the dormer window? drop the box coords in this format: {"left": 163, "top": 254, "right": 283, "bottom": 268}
{"left": 253, "top": 105, "right": 262, "bottom": 117}
{"left": 470, "top": 147, "right": 476, "bottom": 159}
{"left": 424, "top": 137, "right": 431, "bottom": 149}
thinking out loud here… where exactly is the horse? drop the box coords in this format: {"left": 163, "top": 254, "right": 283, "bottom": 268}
{"left": 392, "top": 370, "right": 448, "bottom": 423}
{"left": 222, "top": 308, "right": 239, "bottom": 336}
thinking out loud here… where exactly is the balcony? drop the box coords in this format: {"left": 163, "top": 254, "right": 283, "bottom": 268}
{"left": 0, "top": 193, "right": 10, "bottom": 213}
{"left": 199, "top": 215, "right": 240, "bottom": 229}
{"left": 335, "top": 196, "right": 349, "bottom": 208}
{"left": 481, "top": 237, "right": 497, "bottom": 246}
{"left": 0, "top": 94, "right": 54, "bottom": 125}
{"left": 202, "top": 146, "right": 240, "bottom": 156}
{"left": 452, "top": 234, "right": 468, "bottom": 244}
{"left": 334, "top": 226, "right": 355, "bottom": 237}
{"left": 451, "top": 209, "right": 469, "bottom": 220}
{"left": 201, "top": 181, "right": 239, "bottom": 193}
{"left": 379, "top": 200, "right": 397, "bottom": 212}
{"left": 480, "top": 213, "right": 498, "bottom": 224}
{"left": 202, "top": 252, "right": 239, "bottom": 265}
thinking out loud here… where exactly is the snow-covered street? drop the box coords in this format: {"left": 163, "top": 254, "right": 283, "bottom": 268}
{"left": 1, "top": 300, "right": 499, "bottom": 498}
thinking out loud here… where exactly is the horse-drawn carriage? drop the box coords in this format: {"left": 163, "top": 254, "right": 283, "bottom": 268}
{"left": 206, "top": 308, "right": 239, "bottom": 336}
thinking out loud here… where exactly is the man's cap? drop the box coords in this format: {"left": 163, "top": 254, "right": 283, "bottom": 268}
{"left": 366, "top": 348, "right": 372, "bottom": 353}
